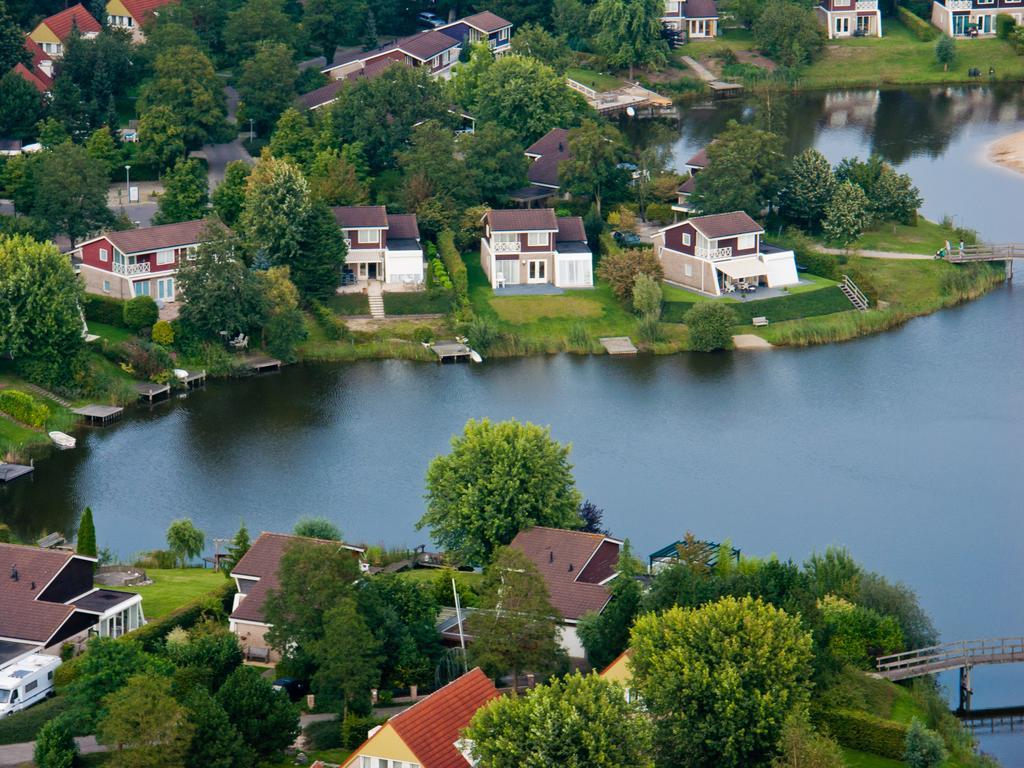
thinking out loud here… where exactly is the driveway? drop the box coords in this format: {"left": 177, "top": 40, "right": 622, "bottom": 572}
{"left": 0, "top": 736, "right": 105, "bottom": 767}
{"left": 191, "top": 85, "right": 254, "bottom": 192}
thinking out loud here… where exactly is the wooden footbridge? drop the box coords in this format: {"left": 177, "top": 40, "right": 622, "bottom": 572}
{"left": 876, "top": 637, "right": 1024, "bottom": 711}
{"left": 946, "top": 242, "right": 1022, "bottom": 278}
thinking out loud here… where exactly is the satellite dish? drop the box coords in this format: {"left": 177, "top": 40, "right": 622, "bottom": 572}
{"left": 626, "top": 106, "right": 636, "bottom": 117}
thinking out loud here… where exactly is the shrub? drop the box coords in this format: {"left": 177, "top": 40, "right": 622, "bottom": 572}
{"left": 816, "top": 708, "right": 908, "bottom": 760}
{"left": 118, "top": 339, "right": 173, "bottom": 380}
{"left": 904, "top": 718, "right": 947, "bottom": 768}
{"left": 632, "top": 273, "right": 663, "bottom": 318}
{"left": 465, "top": 315, "right": 500, "bottom": 352}
{"left": 644, "top": 203, "right": 674, "bottom": 225}
{"left": 438, "top": 230, "right": 468, "bottom": 301}
{"left": 898, "top": 7, "right": 937, "bottom": 40}
{"left": 429, "top": 258, "right": 454, "bottom": 290}
{"left": 33, "top": 713, "right": 78, "bottom": 768}
{"left": 596, "top": 248, "right": 664, "bottom": 302}
{"left": 0, "top": 390, "right": 50, "bottom": 428}
{"left": 935, "top": 36, "right": 956, "bottom": 72}
{"left": 83, "top": 295, "right": 128, "bottom": 327}
{"left": 309, "top": 300, "right": 352, "bottom": 341}
{"left": 685, "top": 302, "right": 737, "bottom": 352}
{"left": 412, "top": 326, "right": 433, "bottom": 343}
{"left": 637, "top": 314, "right": 662, "bottom": 343}
{"left": 996, "top": 13, "right": 1015, "bottom": 39}
{"left": 151, "top": 320, "right": 174, "bottom": 346}
{"left": 123, "top": 295, "right": 159, "bottom": 332}
{"left": 341, "top": 712, "right": 386, "bottom": 750}
{"left": 1013, "top": 26, "right": 1024, "bottom": 54}
{"left": 304, "top": 718, "right": 343, "bottom": 751}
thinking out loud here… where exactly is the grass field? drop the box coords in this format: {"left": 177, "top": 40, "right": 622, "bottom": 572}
{"left": 86, "top": 321, "right": 135, "bottom": 344}
{"left": 680, "top": 28, "right": 757, "bottom": 59}
{"left": 382, "top": 291, "right": 452, "bottom": 315}
{"left": 490, "top": 294, "right": 605, "bottom": 323}
{"left": 565, "top": 67, "right": 624, "bottom": 92}
{"left": 325, "top": 293, "right": 370, "bottom": 316}
{"left": 842, "top": 748, "right": 905, "bottom": 767}
{"left": 843, "top": 218, "right": 963, "bottom": 256}
{"left": 108, "top": 568, "right": 226, "bottom": 618}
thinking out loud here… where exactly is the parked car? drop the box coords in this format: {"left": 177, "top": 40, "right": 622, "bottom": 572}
{"left": 0, "top": 655, "right": 60, "bottom": 719}
{"left": 613, "top": 230, "right": 642, "bottom": 248}
{"left": 417, "top": 11, "right": 446, "bottom": 27}
{"left": 272, "top": 677, "right": 309, "bottom": 702}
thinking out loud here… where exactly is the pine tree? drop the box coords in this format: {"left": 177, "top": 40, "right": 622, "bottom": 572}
{"left": 77, "top": 507, "right": 97, "bottom": 559}
{"left": 221, "top": 521, "right": 251, "bottom": 576}
{"left": 781, "top": 148, "right": 836, "bottom": 230}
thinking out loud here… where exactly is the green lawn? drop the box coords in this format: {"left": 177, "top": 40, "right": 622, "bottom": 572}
{"left": 799, "top": 21, "right": 1024, "bottom": 88}
{"left": 0, "top": 414, "right": 40, "bottom": 457}
{"left": 108, "top": 568, "right": 227, "bottom": 619}
{"left": 842, "top": 748, "right": 905, "bottom": 768}
{"left": 382, "top": 291, "right": 452, "bottom": 315}
{"left": 87, "top": 321, "right": 135, "bottom": 344}
{"left": 565, "top": 67, "right": 624, "bottom": 92}
{"left": 680, "top": 28, "right": 757, "bottom": 58}
{"left": 325, "top": 293, "right": 371, "bottom": 316}
{"left": 843, "top": 218, "right": 962, "bottom": 256}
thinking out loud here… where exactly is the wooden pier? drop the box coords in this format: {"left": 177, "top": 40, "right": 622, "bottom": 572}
{"left": 246, "top": 355, "right": 282, "bottom": 373}
{"left": 135, "top": 382, "right": 171, "bottom": 403}
{"left": 72, "top": 404, "right": 124, "bottom": 425}
{"left": 0, "top": 463, "right": 34, "bottom": 483}
{"left": 566, "top": 78, "right": 674, "bottom": 116}
{"left": 430, "top": 341, "right": 473, "bottom": 363}
{"left": 183, "top": 370, "right": 207, "bottom": 388}
{"left": 947, "top": 243, "right": 1021, "bottom": 278}
{"left": 599, "top": 337, "right": 639, "bottom": 355}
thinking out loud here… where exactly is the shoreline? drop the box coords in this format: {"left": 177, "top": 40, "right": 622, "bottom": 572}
{"left": 987, "top": 130, "right": 1024, "bottom": 177}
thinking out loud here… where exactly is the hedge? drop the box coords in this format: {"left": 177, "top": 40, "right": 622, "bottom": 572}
{"left": 996, "top": 13, "right": 1015, "bottom": 39}
{"left": 0, "top": 390, "right": 50, "bottom": 428}
{"left": 816, "top": 708, "right": 909, "bottom": 760}
{"left": 898, "top": 7, "right": 937, "bottom": 40}
{"left": 662, "top": 286, "right": 852, "bottom": 325}
{"left": 438, "top": 230, "right": 468, "bottom": 301}
{"left": 83, "top": 294, "right": 128, "bottom": 327}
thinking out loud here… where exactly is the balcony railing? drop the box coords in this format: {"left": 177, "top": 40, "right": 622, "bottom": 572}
{"left": 491, "top": 240, "right": 521, "bottom": 254}
{"left": 855, "top": 0, "right": 877, "bottom": 9}
{"left": 112, "top": 262, "right": 150, "bottom": 276}
{"left": 946, "top": 0, "right": 971, "bottom": 9}
{"left": 697, "top": 246, "right": 733, "bottom": 260}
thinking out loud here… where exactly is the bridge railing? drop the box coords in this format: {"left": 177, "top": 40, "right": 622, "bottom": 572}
{"left": 877, "top": 637, "right": 1024, "bottom": 676}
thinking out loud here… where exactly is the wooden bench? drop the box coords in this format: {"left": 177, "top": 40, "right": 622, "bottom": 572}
{"left": 752, "top": 316, "right": 769, "bottom": 327}
{"left": 246, "top": 646, "right": 270, "bottom": 663}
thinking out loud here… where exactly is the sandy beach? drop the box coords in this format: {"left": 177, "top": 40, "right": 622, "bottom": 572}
{"left": 988, "top": 130, "right": 1024, "bottom": 176}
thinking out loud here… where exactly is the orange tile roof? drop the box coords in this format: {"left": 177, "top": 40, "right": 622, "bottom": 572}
{"left": 13, "top": 63, "right": 50, "bottom": 93}
{"left": 38, "top": 4, "right": 101, "bottom": 41}
{"left": 119, "top": 0, "right": 177, "bottom": 22}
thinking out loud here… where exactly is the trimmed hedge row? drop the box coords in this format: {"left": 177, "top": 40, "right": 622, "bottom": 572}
{"left": 0, "top": 390, "right": 50, "bottom": 428}
{"left": 83, "top": 294, "right": 128, "bottom": 327}
{"left": 438, "top": 230, "right": 468, "bottom": 301}
{"left": 816, "top": 708, "right": 909, "bottom": 760}
{"left": 898, "top": 7, "right": 937, "bottom": 40}
{"left": 662, "top": 286, "right": 853, "bottom": 325}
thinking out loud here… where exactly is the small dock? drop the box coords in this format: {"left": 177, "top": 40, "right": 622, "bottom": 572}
{"left": 0, "top": 463, "right": 34, "bottom": 483}
{"left": 599, "top": 336, "right": 639, "bottom": 355}
{"left": 430, "top": 340, "right": 473, "bottom": 363}
{"left": 567, "top": 78, "right": 674, "bottom": 116}
{"left": 680, "top": 56, "right": 743, "bottom": 97}
{"left": 72, "top": 404, "right": 124, "bottom": 425}
{"left": 245, "top": 355, "right": 282, "bottom": 373}
{"left": 135, "top": 382, "right": 171, "bottom": 403}
{"left": 183, "top": 370, "right": 207, "bottom": 388}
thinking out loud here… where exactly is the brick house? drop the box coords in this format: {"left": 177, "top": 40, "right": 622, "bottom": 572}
{"left": 332, "top": 206, "right": 425, "bottom": 286}
{"left": 28, "top": 4, "right": 100, "bottom": 59}
{"left": 930, "top": 0, "right": 1019, "bottom": 35}
{"left": 662, "top": 0, "right": 720, "bottom": 38}
{"left": 322, "top": 29, "right": 461, "bottom": 82}
{"left": 816, "top": 0, "right": 883, "bottom": 38}
{"left": 479, "top": 209, "right": 593, "bottom": 290}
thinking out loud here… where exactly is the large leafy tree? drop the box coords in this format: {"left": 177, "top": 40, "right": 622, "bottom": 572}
{"left": 419, "top": 418, "right": 583, "bottom": 565}
{"left": 59, "top": 29, "right": 135, "bottom": 133}
{"left": 462, "top": 124, "right": 529, "bottom": 205}
{"left": 84, "top": 126, "right": 122, "bottom": 179}
{"left": 215, "top": 666, "right": 300, "bottom": 757}
{"left": 98, "top": 675, "right": 194, "bottom": 768}
{"left": 257, "top": 265, "right": 307, "bottom": 362}
{"left": 510, "top": 23, "right": 573, "bottom": 72}
{"left": 303, "top": 0, "right": 367, "bottom": 60}
{"left": 307, "top": 148, "right": 369, "bottom": 206}
{"left": 590, "top": 0, "right": 668, "bottom": 79}
{"left": 630, "top": 596, "right": 814, "bottom": 768}
{"left": 139, "top": 45, "right": 226, "bottom": 149}
{"left": 471, "top": 55, "right": 589, "bottom": 145}
{"left": 466, "top": 673, "right": 654, "bottom": 767}
{"left": 448, "top": 43, "right": 494, "bottom": 111}
{"left": 561, "top": 119, "right": 630, "bottom": 217}
{"left": 269, "top": 107, "right": 315, "bottom": 167}
{"left": 165, "top": 621, "right": 244, "bottom": 691}
{"left": 577, "top": 542, "right": 643, "bottom": 669}
{"left": 310, "top": 597, "right": 382, "bottom": 715}
{"left": 0, "top": 235, "right": 88, "bottom": 387}
{"left": 166, "top": 518, "right": 205, "bottom": 567}
{"left": 466, "top": 547, "right": 564, "bottom": 687}
{"left": 753, "top": 0, "right": 825, "bottom": 68}
{"left": 224, "top": 0, "right": 296, "bottom": 62}
{"left": 0, "top": 72, "right": 44, "bottom": 142}
{"left": 780, "top": 148, "right": 836, "bottom": 230}
{"left": 181, "top": 688, "right": 253, "bottom": 768}
{"left": 138, "top": 105, "right": 188, "bottom": 172}
{"left": 31, "top": 143, "right": 113, "bottom": 246}
{"left": 154, "top": 158, "right": 209, "bottom": 225}
{"left": 0, "top": 0, "right": 26, "bottom": 72}
{"left": 237, "top": 42, "right": 298, "bottom": 134}
{"left": 822, "top": 180, "right": 869, "bottom": 248}
{"left": 211, "top": 161, "right": 252, "bottom": 226}
{"left": 690, "top": 121, "right": 785, "bottom": 217}
{"left": 685, "top": 302, "right": 738, "bottom": 352}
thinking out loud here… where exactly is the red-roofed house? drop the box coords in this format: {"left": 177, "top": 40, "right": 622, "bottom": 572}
{"left": 332, "top": 206, "right": 425, "bottom": 286}
{"left": 105, "top": 0, "right": 178, "bottom": 43}
{"left": 229, "top": 532, "right": 366, "bottom": 662}
{"left": 510, "top": 128, "right": 571, "bottom": 206}
{"left": 652, "top": 211, "right": 798, "bottom": 295}
{"left": 29, "top": 4, "right": 101, "bottom": 59}
{"left": 72, "top": 219, "right": 218, "bottom": 303}
{"left": 322, "top": 29, "right": 460, "bottom": 82}
{"left": 12, "top": 36, "right": 55, "bottom": 94}
{"left": 437, "top": 11, "right": 514, "bottom": 55}
{"left": 480, "top": 209, "right": 593, "bottom": 290}
{"left": 508, "top": 526, "right": 623, "bottom": 659}
{"left": 662, "top": 0, "right": 719, "bottom": 37}
{"left": 341, "top": 667, "right": 499, "bottom": 768}
{"left": 672, "top": 144, "right": 710, "bottom": 216}
{"left": 0, "top": 543, "right": 144, "bottom": 668}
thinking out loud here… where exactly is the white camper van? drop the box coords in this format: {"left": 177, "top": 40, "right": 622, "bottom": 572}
{"left": 0, "top": 655, "right": 61, "bottom": 718}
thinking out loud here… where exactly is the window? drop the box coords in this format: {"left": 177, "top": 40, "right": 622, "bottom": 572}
{"left": 738, "top": 233, "right": 757, "bottom": 250}
{"left": 360, "top": 758, "right": 371, "bottom": 768}
{"left": 499, "top": 27, "right": 509, "bottom": 39}
{"left": 682, "top": 232, "right": 691, "bottom": 246}
{"left": 25, "top": 680, "right": 37, "bottom": 693}
{"left": 527, "top": 231, "right": 548, "bottom": 247}
{"left": 184, "top": 246, "right": 197, "bottom": 261}
{"left": 99, "top": 247, "right": 108, "bottom": 262}
{"left": 685, "top": 263, "right": 694, "bottom": 277}
{"left": 102, "top": 280, "right": 111, "bottom": 293}
{"left": 156, "top": 249, "right": 175, "bottom": 265}
{"left": 357, "top": 229, "right": 379, "bottom": 244}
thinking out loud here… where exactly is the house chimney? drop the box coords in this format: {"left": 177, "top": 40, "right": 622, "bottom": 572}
{"left": 10, "top": 565, "right": 18, "bottom": 581}
{"left": 549, "top": 551, "right": 554, "bottom": 563}
{"left": 30, "top": 581, "right": 36, "bottom": 590}
{"left": 558, "top": 142, "right": 564, "bottom": 152}
{"left": 567, "top": 563, "right": 573, "bottom": 572}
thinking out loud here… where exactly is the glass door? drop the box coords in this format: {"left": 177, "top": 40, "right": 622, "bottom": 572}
{"left": 527, "top": 260, "right": 547, "bottom": 283}
{"left": 157, "top": 278, "right": 175, "bottom": 301}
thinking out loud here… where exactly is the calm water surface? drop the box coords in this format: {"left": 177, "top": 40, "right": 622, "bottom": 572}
{"left": 3, "top": 86, "right": 1024, "bottom": 761}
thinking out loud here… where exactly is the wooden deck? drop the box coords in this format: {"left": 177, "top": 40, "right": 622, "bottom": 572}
{"left": 244, "top": 355, "right": 282, "bottom": 373}
{"left": 431, "top": 341, "right": 472, "bottom": 363}
{"left": 183, "top": 370, "right": 207, "bottom": 388}
{"left": 0, "top": 463, "right": 34, "bottom": 483}
{"left": 72, "top": 404, "right": 124, "bottom": 425}
{"left": 599, "top": 337, "right": 639, "bottom": 355}
{"left": 876, "top": 637, "right": 1024, "bottom": 681}
{"left": 947, "top": 243, "right": 1021, "bottom": 277}
{"left": 135, "top": 382, "right": 170, "bottom": 403}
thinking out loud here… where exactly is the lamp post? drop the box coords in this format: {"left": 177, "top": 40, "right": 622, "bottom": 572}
{"left": 124, "top": 165, "right": 131, "bottom": 205}
{"left": 248, "top": 119, "right": 254, "bottom": 144}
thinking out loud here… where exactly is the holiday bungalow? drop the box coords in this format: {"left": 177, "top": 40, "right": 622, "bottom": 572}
{"left": 28, "top": 4, "right": 101, "bottom": 59}
{"left": 930, "top": 0, "right": 1018, "bottom": 36}
{"left": 479, "top": 209, "right": 593, "bottom": 290}
{"left": 105, "top": 0, "right": 178, "bottom": 43}
{"left": 341, "top": 667, "right": 499, "bottom": 768}
{"left": 322, "top": 29, "right": 461, "bottom": 82}
{"left": 332, "top": 206, "right": 425, "bottom": 286}
{"left": 73, "top": 219, "right": 215, "bottom": 303}
{"left": 436, "top": 11, "right": 513, "bottom": 55}
{"left": 816, "top": 0, "right": 882, "bottom": 38}
{"left": 653, "top": 211, "right": 798, "bottom": 296}
{"left": 12, "top": 36, "right": 55, "bottom": 94}
{"left": 510, "top": 128, "right": 570, "bottom": 206}
{"left": 671, "top": 144, "right": 710, "bottom": 217}
{"left": 662, "top": 0, "right": 720, "bottom": 38}
{"left": 0, "top": 543, "right": 144, "bottom": 668}
{"left": 228, "top": 532, "right": 366, "bottom": 663}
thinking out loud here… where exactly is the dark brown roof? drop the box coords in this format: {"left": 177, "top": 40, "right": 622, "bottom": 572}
{"left": 70, "top": 589, "right": 137, "bottom": 614}
{"left": 386, "top": 213, "right": 420, "bottom": 239}
{"left": 397, "top": 29, "right": 460, "bottom": 61}
{"left": 525, "top": 128, "right": 569, "bottom": 158}
{"left": 105, "top": 220, "right": 209, "bottom": 255}
{"left": 457, "top": 11, "right": 513, "bottom": 32}
{"left": 486, "top": 208, "right": 558, "bottom": 232}
{"left": 525, "top": 128, "right": 570, "bottom": 189}
{"left": 508, "top": 527, "right": 620, "bottom": 622}
{"left": 332, "top": 205, "right": 388, "bottom": 229}
{"left": 688, "top": 211, "right": 763, "bottom": 239}
{"left": 686, "top": 146, "right": 709, "bottom": 169}
{"left": 36, "top": 4, "right": 101, "bottom": 40}
{"left": 683, "top": 0, "right": 719, "bottom": 18}
{"left": 0, "top": 543, "right": 76, "bottom": 644}
{"left": 556, "top": 216, "right": 586, "bottom": 243}
{"left": 387, "top": 668, "right": 499, "bottom": 768}
{"left": 677, "top": 175, "right": 696, "bottom": 194}
{"left": 296, "top": 78, "right": 347, "bottom": 110}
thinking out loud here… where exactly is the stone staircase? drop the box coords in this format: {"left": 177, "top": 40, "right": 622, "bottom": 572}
{"left": 23, "top": 383, "right": 72, "bottom": 408}
{"left": 839, "top": 274, "right": 870, "bottom": 311}
{"left": 367, "top": 281, "right": 385, "bottom": 319}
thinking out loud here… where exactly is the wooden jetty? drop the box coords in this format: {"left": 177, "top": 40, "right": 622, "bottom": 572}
{"left": 0, "top": 463, "right": 34, "bottom": 483}
{"left": 599, "top": 336, "right": 639, "bottom": 355}
{"left": 430, "top": 340, "right": 473, "bottom": 363}
{"left": 246, "top": 355, "right": 282, "bottom": 373}
{"left": 135, "top": 382, "right": 171, "bottom": 403}
{"left": 567, "top": 78, "right": 674, "bottom": 116}
{"left": 947, "top": 243, "right": 1021, "bottom": 278}
{"left": 72, "top": 404, "right": 124, "bottom": 425}
{"left": 183, "top": 370, "right": 207, "bottom": 388}
{"left": 680, "top": 55, "right": 743, "bottom": 97}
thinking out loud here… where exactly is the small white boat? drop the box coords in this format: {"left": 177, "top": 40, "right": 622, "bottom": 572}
{"left": 48, "top": 431, "right": 76, "bottom": 450}
{"left": 469, "top": 350, "right": 483, "bottom": 364}
{"left": 173, "top": 368, "right": 189, "bottom": 381}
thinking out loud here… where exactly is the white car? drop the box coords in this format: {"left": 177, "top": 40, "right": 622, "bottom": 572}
{"left": 417, "top": 11, "right": 446, "bottom": 27}
{"left": 0, "top": 655, "right": 61, "bottom": 719}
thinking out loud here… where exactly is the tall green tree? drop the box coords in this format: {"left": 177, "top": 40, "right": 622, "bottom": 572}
{"left": 510, "top": 23, "right": 573, "bottom": 72}
{"left": 211, "top": 161, "right": 252, "bottom": 226}
{"left": 138, "top": 105, "right": 188, "bottom": 172}
{"left": 590, "top": 0, "right": 669, "bottom": 78}
{"left": 258, "top": 266, "right": 307, "bottom": 362}
{"left": 310, "top": 597, "right": 382, "bottom": 714}
{"left": 753, "top": 0, "right": 825, "bottom": 68}
{"left": 154, "top": 158, "right": 209, "bottom": 224}
{"left": 822, "top": 180, "right": 869, "bottom": 248}
{"left": 307, "top": 148, "right": 368, "bottom": 206}
{"left": 84, "top": 126, "right": 122, "bottom": 179}
{"left": 98, "top": 675, "right": 194, "bottom": 768}
{"left": 268, "top": 107, "right": 315, "bottom": 167}
{"left": 215, "top": 666, "right": 299, "bottom": 757}
{"left": 935, "top": 36, "right": 955, "bottom": 72}
{"left": 684, "top": 301, "right": 737, "bottom": 352}
{"left": 139, "top": 46, "right": 226, "bottom": 149}
{"left": 419, "top": 418, "right": 584, "bottom": 565}
{"left": 578, "top": 542, "right": 643, "bottom": 669}
{"left": 780, "top": 148, "right": 836, "bottom": 230}
{"left": 630, "top": 596, "right": 814, "bottom": 768}
{"left": 220, "top": 521, "right": 251, "bottom": 575}
{"left": 166, "top": 518, "right": 205, "bottom": 567}
{"left": 303, "top": 0, "right": 367, "bottom": 60}
{"left": 466, "top": 547, "right": 564, "bottom": 687}
{"left": 0, "top": 235, "right": 88, "bottom": 387}
{"left": 466, "top": 673, "right": 654, "bottom": 767}
{"left": 224, "top": 0, "right": 296, "bottom": 62}
{"left": 181, "top": 688, "right": 254, "bottom": 768}
{"left": 0, "top": 0, "right": 27, "bottom": 72}
{"left": 690, "top": 121, "right": 785, "bottom": 217}
{"left": 448, "top": 43, "right": 494, "bottom": 111}
{"left": 77, "top": 507, "right": 97, "bottom": 559}
{"left": 0, "top": 72, "right": 45, "bottom": 142}
{"left": 32, "top": 143, "right": 113, "bottom": 246}
{"left": 870, "top": 165, "right": 922, "bottom": 225}
{"left": 237, "top": 42, "right": 298, "bottom": 134}
{"left": 33, "top": 714, "right": 78, "bottom": 768}
{"left": 561, "top": 119, "right": 630, "bottom": 217}
{"left": 461, "top": 124, "right": 529, "bottom": 205}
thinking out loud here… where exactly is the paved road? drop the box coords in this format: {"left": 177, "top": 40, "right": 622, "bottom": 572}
{"left": 0, "top": 736, "right": 105, "bottom": 767}
{"left": 192, "top": 85, "right": 254, "bottom": 192}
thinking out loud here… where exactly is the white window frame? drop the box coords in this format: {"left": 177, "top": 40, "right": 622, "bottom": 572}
{"left": 685, "top": 263, "right": 694, "bottom": 277}
{"left": 738, "top": 233, "right": 757, "bottom": 250}
{"left": 492, "top": 232, "right": 517, "bottom": 245}
{"left": 527, "top": 231, "right": 548, "bottom": 247}
{"left": 155, "top": 248, "right": 175, "bottom": 265}
{"left": 682, "top": 232, "right": 692, "bottom": 246}
{"left": 99, "top": 247, "right": 109, "bottom": 262}
{"left": 357, "top": 229, "right": 379, "bottom": 245}
{"left": 102, "top": 280, "right": 111, "bottom": 293}
{"left": 185, "top": 246, "right": 198, "bottom": 261}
